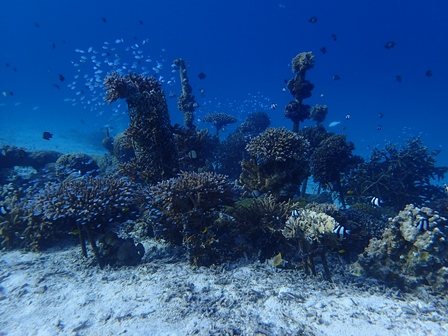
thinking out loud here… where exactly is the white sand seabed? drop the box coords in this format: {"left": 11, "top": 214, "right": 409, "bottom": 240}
{"left": 0, "top": 241, "right": 447, "bottom": 336}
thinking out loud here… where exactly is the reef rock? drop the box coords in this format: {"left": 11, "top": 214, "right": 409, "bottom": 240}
{"left": 353, "top": 204, "right": 448, "bottom": 292}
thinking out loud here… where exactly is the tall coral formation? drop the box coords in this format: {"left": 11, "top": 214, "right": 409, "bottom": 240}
{"left": 104, "top": 72, "right": 178, "bottom": 183}
{"left": 309, "top": 104, "right": 328, "bottom": 126}
{"left": 284, "top": 52, "right": 315, "bottom": 132}
{"left": 353, "top": 204, "right": 448, "bottom": 292}
{"left": 173, "top": 58, "right": 197, "bottom": 131}
{"left": 147, "top": 171, "right": 237, "bottom": 265}
{"left": 240, "top": 127, "right": 309, "bottom": 200}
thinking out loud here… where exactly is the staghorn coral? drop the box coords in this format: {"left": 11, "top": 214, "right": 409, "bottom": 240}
{"left": 353, "top": 204, "right": 448, "bottom": 292}
{"left": 217, "top": 112, "right": 271, "bottom": 179}
{"left": 203, "top": 112, "right": 237, "bottom": 136}
{"left": 147, "top": 171, "right": 238, "bottom": 265}
{"left": 284, "top": 101, "right": 310, "bottom": 131}
{"left": 55, "top": 152, "right": 99, "bottom": 180}
{"left": 32, "top": 175, "right": 139, "bottom": 261}
{"left": 237, "top": 111, "right": 270, "bottom": 135}
{"left": 309, "top": 104, "right": 328, "bottom": 126}
{"left": 173, "top": 58, "right": 197, "bottom": 130}
{"left": 246, "top": 127, "right": 308, "bottom": 163}
{"left": 310, "top": 134, "right": 361, "bottom": 208}
{"left": 345, "top": 137, "right": 447, "bottom": 211}
{"left": 105, "top": 71, "right": 178, "bottom": 183}
{"left": 240, "top": 128, "right": 309, "bottom": 200}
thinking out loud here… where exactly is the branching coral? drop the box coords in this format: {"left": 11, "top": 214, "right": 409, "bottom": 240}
{"left": 147, "top": 171, "right": 238, "bottom": 265}
{"left": 220, "top": 194, "right": 298, "bottom": 261}
{"left": 240, "top": 128, "right": 310, "bottom": 200}
{"left": 310, "top": 134, "right": 361, "bottom": 207}
{"left": 32, "top": 175, "right": 139, "bottom": 261}
{"left": 346, "top": 137, "right": 448, "bottom": 211}
{"left": 309, "top": 104, "right": 328, "bottom": 126}
{"left": 203, "top": 113, "right": 237, "bottom": 136}
{"left": 55, "top": 152, "right": 99, "bottom": 180}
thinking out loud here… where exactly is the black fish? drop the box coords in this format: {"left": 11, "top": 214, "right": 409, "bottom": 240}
{"left": 331, "top": 34, "right": 337, "bottom": 41}
{"left": 5, "top": 63, "right": 10, "bottom": 67}
{"left": 426, "top": 70, "right": 432, "bottom": 77}
{"left": 377, "top": 124, "right": 382, "bottom": 131}
{"left": 378, "top": 112, "right": 384, "bottom": 119}
{"left": 51, "top": 42, "right": 56, "bottom": 49}
{"left": 42, "top": 132, "right": 53, "bottom": 140}
{"left": 333, "top": 74, "right": 340, "bottom": 80}
{"left": 53, "top": 84, "right": 60, "bottom": 89}
{"left": 395, "top": 75, "right": 402, "bottom": 83}
{"left": 198, "top": 72, "right": 206, "bottom": 80}
{"left": 101, "top": 17, "right": 107, "bottom": 23}
{"left": 9, "top": 91, "right": 14, "bottom": 96}
{"left": 139, "top": 20, "right": 144, "bottom": 25}
{"left": 320, "top": 47, "right": 327, "bottom": 54}
{"left": 34, "top": 22, "right": 40, "bottom": 28}
{"left": 308, "top": 16, "right": 317, "bottom": 23}
{"left": 59, "top": 74, "right": 65, "bottom": 82}
{"left": 385, "top": 41, "right": 396, "bottom": 49}
{"left": 13, "top": 67, "right": 17, "bottom": 72}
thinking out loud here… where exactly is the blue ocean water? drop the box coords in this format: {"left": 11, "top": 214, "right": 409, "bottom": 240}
{"left": 1, "top": 0, "right": 447, "bottom": 170}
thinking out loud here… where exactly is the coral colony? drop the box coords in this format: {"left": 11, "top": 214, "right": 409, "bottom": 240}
{"left": 1, "top": 52, "right": 448, "bottom": 293}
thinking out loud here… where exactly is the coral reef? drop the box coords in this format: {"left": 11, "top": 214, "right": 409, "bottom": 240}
{"left": 32, "top": 175, "right": 139, "bottom": 261}
{"left": 310, "top": 134, "right": 362, "bottom": 207}
{"left": 346, "top": 137, "right": 447, "bottom": 211}
{"left": 173, "top": 58, "right": 197, "bottom": 130}
{"left": 284, "top": 52, "right": 315, "bottom": 132}
{"left": 217, "top": 112, "right": 271, "bottom": 179}
{"left": 353, "top": 204, "right": 448, "bottom": 292}
{"left": 113, "top": 131, "right": 135, "bottom": 162}
{"left": 0, "top": 145, "right": 61, "bottom": 171}
{"left": 104, "top": 72, "right": 178, "bottom": 183}
{"left": 240, "top": 127, "right": 309, "bottom": 200}
{"left": 221, "top": 194, "right": 297, "bottom": 261}
{"left": 203, "top": 112, "right": 237, "bottom": 136}
{"left": 55, "top": 152, "right": 99, "bottom": 180}
{"left": 309, "top": 104, "right": 328, "bottom": 126}
{"left": 175, "top": 128, "right": 218, "bottom": 173}
{"left": 282, "top": 209, "right": 341, "bottom": 280}
{"left": 147, "top": 171, "right": 238, "bottom": 265}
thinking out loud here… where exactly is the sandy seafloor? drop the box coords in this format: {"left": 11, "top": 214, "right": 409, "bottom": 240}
{"left": 1, "top": 239, "right": 447, "bottom": 336}
{"left": 1, "top": 128, "right": 448, "bottom": 336}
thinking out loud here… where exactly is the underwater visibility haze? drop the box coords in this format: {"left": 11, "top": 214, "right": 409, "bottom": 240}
{"left": 1, "top": 0, "right": 448, "bottom": 334}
